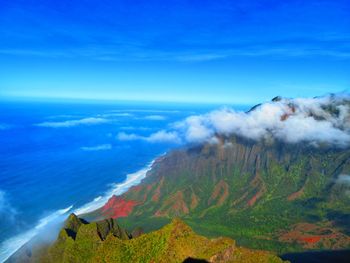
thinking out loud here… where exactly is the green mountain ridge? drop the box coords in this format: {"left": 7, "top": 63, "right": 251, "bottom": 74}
{"left": 7, "top": 214, "right": 286, "bottom": 263}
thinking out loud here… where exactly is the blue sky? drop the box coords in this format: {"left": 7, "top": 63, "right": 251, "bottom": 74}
{"left": 0, "top": 0, "right": 349, "bottom": 104}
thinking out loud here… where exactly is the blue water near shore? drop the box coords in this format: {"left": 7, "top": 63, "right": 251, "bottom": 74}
{"left": 0, "top": 100, "right": 248, "bottom": 261}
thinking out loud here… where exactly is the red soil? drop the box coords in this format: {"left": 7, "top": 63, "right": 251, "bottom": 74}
{"left": 301, "top": 236, "right": 322, "bottom": 243}
{"left": 190, "top": 192, "right": 199, "bottom": 209}
{"left": 278, "top": 222, "right": 350, "bottom": 249}
{"left": 247, "top": 171, "right": 266, "bottom": 206}
{"left": 247, "top": 186, "right": 265, "bottom": 206}
{"left": 151, "top": 177, "right": 164, "bottom": 202}
{"left": 209, "top": 180, "right": 229, "bottom": 206}
{"left": 101, "top": 196, "right": 138, "bottom": 219}
{"left": 247, "top": 194, "right": 258, "bottom": 206}
{"left": 287, "top": 185, "right": 305, "bottom": 201}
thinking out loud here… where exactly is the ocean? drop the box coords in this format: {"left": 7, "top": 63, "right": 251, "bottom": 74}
{"left": 0, "top": 100, "right": 248, "bottom": 262}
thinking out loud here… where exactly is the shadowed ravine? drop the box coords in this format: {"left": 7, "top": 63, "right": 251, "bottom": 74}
{"left": 280, "top": 250, "right": 350, "bottom": 263}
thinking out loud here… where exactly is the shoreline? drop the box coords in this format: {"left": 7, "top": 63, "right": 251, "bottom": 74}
{"left": 74, "top": 156, "right": 160, "bottom": 216}
{"left": 0, "top": 154, "right": 164, "bottom": 263}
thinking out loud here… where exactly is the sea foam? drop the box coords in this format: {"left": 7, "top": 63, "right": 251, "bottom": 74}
{"left": 0, "top": 158, "right": 156, "bottom": 263}
{"left": 73, "top": 158, "right": 155, "bottom": 215}
{"left": 0, "top": 205, "right": 73, "bottom": 262}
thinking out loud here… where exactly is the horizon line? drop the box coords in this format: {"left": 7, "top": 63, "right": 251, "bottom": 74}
{"left": 0, "top": 94, "right": 255, "bottom": 107}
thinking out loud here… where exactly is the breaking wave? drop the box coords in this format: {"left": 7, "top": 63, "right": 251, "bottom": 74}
{"left": 73, "top": 158, "right": 155, "bottom": 215}
{"left": 0, "top": 157, "right": 157, "bottom": 262}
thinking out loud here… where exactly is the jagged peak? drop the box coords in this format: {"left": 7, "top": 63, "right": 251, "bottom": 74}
{"left": 271, "top": 96, "right": 283, "bottom": 102}
{"left": 96, "top": 218, "right": 131, "bottom": 240}
{"left": 62, "top": 213, "right": 88, "bottom": 240}
{"left": 64, "top": 213, "right": 88, "bottom": 227}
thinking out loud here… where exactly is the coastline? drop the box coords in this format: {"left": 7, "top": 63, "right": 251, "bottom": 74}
{"left": 0, "top": 154, "right": 164, "bottom": 263}
{"left": 73, "top": 155, "right": 162, "bottom": 216}
{"left": 0, "top": 206, "right": 73, "bottom": 263}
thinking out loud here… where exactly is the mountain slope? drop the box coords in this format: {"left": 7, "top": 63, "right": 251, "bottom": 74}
{"left": 89, "top": 138, "right": 349, "bottom": 252}
{"left": 7, "top": 214, "right": 286, "bottom": 263}
{"left": 84, "top": 96, "right": 350, "bottom": 253}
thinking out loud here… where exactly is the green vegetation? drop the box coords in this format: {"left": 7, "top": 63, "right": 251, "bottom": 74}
{"left": 110, "top": 136, "right": 350, "bottom": 254}
{"left": 8, "top": 215, "right": 286, "bottom": 263}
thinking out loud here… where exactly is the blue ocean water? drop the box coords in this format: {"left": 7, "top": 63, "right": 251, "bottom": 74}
{"left": 0, "top": 100, "right": 248, "bottom": 261}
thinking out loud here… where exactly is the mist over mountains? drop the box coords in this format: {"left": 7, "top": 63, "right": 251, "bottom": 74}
{"left": 119, "top": 93, "right": 350, "bottom": 147}
{"left": 182, "top": 94, "right": 350, "bottom": 145}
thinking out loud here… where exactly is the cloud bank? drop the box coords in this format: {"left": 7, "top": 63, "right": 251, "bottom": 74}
{"left": 118, "top": 94, "right": 350, "bottom": 147}
{"left": 176, "top": 94, "right": 350, "bottom": 147}
{"left": 180, "top": 94, "right": 350, "bottom": 146}
{"left": 36, "top": 117, "right": 109, "bottom": 128}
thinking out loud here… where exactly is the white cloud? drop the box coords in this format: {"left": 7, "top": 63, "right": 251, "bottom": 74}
{"left": 144, "top": 115, "right": 167, "bottom": 120}
{"left": 36, "top": 117, "right": 109, "bottom": 128}
{"left": 117, "top": 132, "right": 143, "bottom": 141}
{"left": 120, "top": 126, "right": 151, "bottom": 131}
{"left": 80, "top": 144, "right": 112, "bottom": 151}
{"left": 100, "top": 112, "right": 134, "bottom": 118}
{"left": 117, "top": 130, "right": 180, "bottom": 143}
{"left": 174, "top": 115, "right": 213, "bottom": 142}
{"left": 146, "top": 130, "right": 180, "bottom": 143}
{"left": 46, "top": 114, "right": 80, "bottom": 120}
{"left": 108, "top": 109, "right": 180, "bottom": 114}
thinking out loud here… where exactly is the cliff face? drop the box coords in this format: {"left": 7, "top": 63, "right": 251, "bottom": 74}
{"left": 85, "top": 135, "right": 350, "bottom": 253}
{"left": 7, "top": 214, "right": 286, "bottom": 263}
